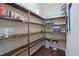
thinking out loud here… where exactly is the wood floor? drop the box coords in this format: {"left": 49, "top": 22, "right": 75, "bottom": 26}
{"left": 32, "top": 47, "right": 65, "bottom": 56}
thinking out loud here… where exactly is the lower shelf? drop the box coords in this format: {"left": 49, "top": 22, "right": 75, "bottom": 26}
{"left": 44, "top": 38, "right": 66, "bottom": 50}
{"left": 1, "top": 37, "right": 44, "bottom": 56}
{"left": 0, "top": 37, "right": 27, "bottom": 55}
{"left": 44, "top": 38, "right": 65, "bottom": 42}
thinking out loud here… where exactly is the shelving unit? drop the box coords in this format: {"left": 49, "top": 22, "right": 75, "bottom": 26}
{"left": 0, "top": 33, "right": 28, "bottom": 39}
{"left": 0, "top": 3, "right": 67, "bottom": 56}
{"left": 0, "top": 3, "right": 44, "bottom": 56}
{"left": 45, "top": 31, "right": 66, "bottom": 34}
{"left": 44, "top": 16, "right": 67, "bottom": 50}
{"left": 0, "top": 16, "right": 44, "bottom": 26}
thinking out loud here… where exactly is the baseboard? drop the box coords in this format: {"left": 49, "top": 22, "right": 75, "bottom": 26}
{"left": 65, "top": 49, "right": 67, "bottom": 56}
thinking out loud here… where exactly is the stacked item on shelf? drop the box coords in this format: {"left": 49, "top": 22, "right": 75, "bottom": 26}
{"left": 4, "top": 10, "right": 15, "bottom": 18}
{"left": 50, "top": 40, "right": 58, "bottom": 51}
{"left": 46, "top": 20, "right": 53, "bottom": 32}
{"left": 45, "top": 38, "right": 50, "bottom": 48}
{"left": 0, "top": 4, "right": 26, "bottom": 22}
{"left": 46, "top": 24, "right": 52, "bottom": 32}
{"left": 53, "top": 26, "right": 61, "bottom": 32}
{"left": 45, "top": 20, "right": 53, "bottom": 24}
{"left": 0, "top": 5, "right": 5, "bottom": 16}
{"left": 45, "top": 20, "right": 51, "bottom": 24}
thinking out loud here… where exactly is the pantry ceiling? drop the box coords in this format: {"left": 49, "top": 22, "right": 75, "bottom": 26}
{"left": 39, "top": 3, "right": 60, "bottom": 7}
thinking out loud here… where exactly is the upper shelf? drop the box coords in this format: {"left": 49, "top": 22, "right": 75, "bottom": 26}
{"left": 45, "top": 23, "right": 66, "bottom": 26}
{"left": 30, "top": 22, "right": 45, "bottom": 26}
{"left": 0, "top": 16, "right": 44, "bottom": 26}
{"left": 5, "top": 3, "right": 45, "bottom": 20}
{"left": 29, "top": 32, "right": 43, "bottom": 35}
{"left": 0, "top": 16, "right": 27, "bottom": 23}
{"left": 46, "top": 16, "right": 66, "bottom": 20}
{"left": 53, "top": 23, "right": 66, "bottom": 26}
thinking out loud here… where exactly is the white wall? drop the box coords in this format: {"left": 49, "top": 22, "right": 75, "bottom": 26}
{"left": 66, "top": 3, "right": 79, "bottom": 56}
{"left": 17, "top": 3, "right": 65, "bottom": 19}
{"left": 17, "top": 3, "right": 39, "bottom": 13}
{"left": 40, "top": 3, "right": 65, "bottom": 19}
{"left": 17, "top": 3, "right": 44, "bottom": 18}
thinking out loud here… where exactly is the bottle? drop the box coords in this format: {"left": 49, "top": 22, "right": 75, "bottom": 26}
{"left": 0, "top": 4, "right": 6, "bottom": 16}
{"left": 4, "top": 28, "right": 9, "bottom": 38}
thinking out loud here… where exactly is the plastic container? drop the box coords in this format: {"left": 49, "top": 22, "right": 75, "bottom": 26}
{"left": 53, "top": 26, "right": 61, "bottom": 32}
{"left": 45, "top": 39, "right": 50, "bottom": 48}
{"left": 51, "top": 41, "right": 58, "bottom": 51}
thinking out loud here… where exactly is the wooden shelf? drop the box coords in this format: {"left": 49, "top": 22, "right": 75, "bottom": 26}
{"left": 45, "top": 22, "right": 53, "bottom": 24}
{"left": 5, "top": 38, "right": 43, "bottom": 56}
{"left": 0, "top": 3, "right": 45, "bottom": 56}
{"left": 29, "top": 32, "right": 43, "bottom": 35}
{"left": 0, "top": 37, "right": 28, "bottom": 55}
{"left": 0, "top": 33, "right": 28, "bottom": 39}
{"left": 1, "top": 37, "right": 44, "bottom": 56}
{"left": 29, "top": 37, "right": 44, "bottom": 48}
{"left": 45, "top": 24, "right": 66, "bottom": 26}
{"left": 45, "top": 22, "right": 66, "bottom": 24}
{"left": 45, "top": 22, "right": 66, "bottom": 26}
{"left": 30, "top": 22, "right": 45, "bottom": 26}
{"left": 45, "top": 38, "right": 65, "bottom": 42}
{"left": 0, "top": 32, "right": 44, "bottom": 39}
{"left": 53, "top": 23, "right": 66, "bottom": 26}
{"left": 0, "top": 16, "right": 45, "bottom": 26}
{"left": 5, "top": 3, "right": 44, "bottom": 20}
{"left": 46, "top": 16, "right": 66, "bottom": 20}
{"left": 45, "top": 31, "right": 66, "bottom": 34}
{"left": 0, "top": 16, "right": 28, "bottom": 23}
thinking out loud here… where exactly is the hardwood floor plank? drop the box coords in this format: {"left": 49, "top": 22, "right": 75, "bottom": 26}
{"left": 32, "top": 47, "right": 65, "bottom": 56}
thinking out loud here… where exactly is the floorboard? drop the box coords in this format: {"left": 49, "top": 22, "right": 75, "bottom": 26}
{"left": 32, "top": 47, "right": 65, "bottom": 56}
